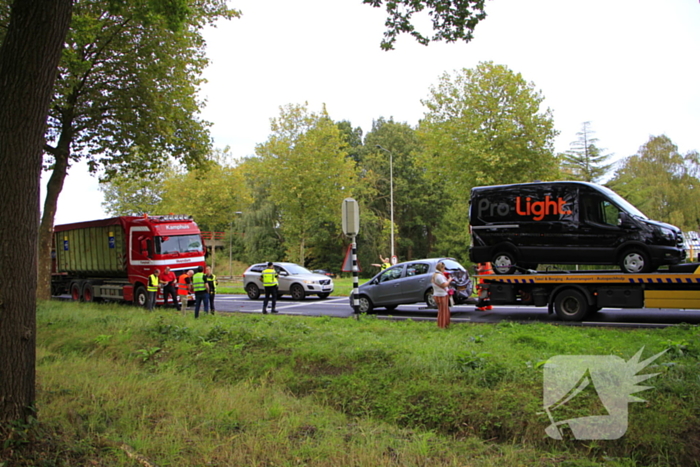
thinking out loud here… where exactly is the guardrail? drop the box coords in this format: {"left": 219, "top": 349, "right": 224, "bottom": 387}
{"left": 201, "top": 231, "right": 226, "bottom": 240}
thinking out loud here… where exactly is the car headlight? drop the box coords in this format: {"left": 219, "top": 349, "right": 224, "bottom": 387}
{"left": 303, "top": 280, "right": 319, "bottom": 285}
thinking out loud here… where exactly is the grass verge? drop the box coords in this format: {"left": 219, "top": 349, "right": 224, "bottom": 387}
{"left": 2, "top": 301, "right": 699, "bottom": 466}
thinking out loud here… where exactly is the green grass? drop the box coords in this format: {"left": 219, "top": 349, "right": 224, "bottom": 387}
{"left": 4, "top": 301, "right": 699, "bottom": 466}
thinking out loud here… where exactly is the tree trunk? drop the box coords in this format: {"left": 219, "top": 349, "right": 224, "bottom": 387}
{"left": 37, "top": 149, "right": 71, "bottom": 301}
{"left": 0, "top": 0, "right": 73, "bottom": 424}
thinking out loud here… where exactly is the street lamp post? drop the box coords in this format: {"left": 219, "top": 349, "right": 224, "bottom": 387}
{"left": 376, "top": 145, "right": 395, "bottom": 261}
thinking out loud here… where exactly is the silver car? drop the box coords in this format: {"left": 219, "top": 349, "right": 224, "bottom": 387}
{"left": 243, "top": 262, "right": 334, "bottom": 301}
{"left": 350, "top": 258, "right": 472, "bottom": 313}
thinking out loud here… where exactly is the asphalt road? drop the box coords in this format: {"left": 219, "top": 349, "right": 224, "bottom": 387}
{"left": 210, "top": 294, "right": 700, "bottom": 328}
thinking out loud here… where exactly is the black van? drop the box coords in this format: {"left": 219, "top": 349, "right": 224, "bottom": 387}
{"left": 469, "top": 181, "right": 685, "bottom": 274}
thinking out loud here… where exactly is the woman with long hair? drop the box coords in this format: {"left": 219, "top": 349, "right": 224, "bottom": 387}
{"left": 432, "top": 262, "right": 453, "bottom": 328}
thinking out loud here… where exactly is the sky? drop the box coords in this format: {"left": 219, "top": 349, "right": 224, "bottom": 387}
{"left": 47, "top": 0, "right": 700, "bottom": 224}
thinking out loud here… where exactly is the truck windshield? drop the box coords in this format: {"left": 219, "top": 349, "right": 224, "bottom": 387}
{"left": 155, "top": 235, "right": 204, "bottom": 255}
{"left": 597, "top": 186, "right": 648, "bottom": 220}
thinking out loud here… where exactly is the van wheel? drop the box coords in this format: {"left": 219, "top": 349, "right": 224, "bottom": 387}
{"left": 554, "top": 289, "right": 590, "bottom": 321}
{"left": 492, "top": 252, "right": 517, "bottom": 274}
{"left": 620, "top": 249, "right": 652, "bottom": 273}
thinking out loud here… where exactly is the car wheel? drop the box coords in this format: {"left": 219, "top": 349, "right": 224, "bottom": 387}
{"left": 492, "top": 251, "right": 517, "bottom": 274}
{"left": 317, "top": 293, "right": 330, "bottom": 299}
{"left": 134, "top": 285, "right": 148, "bottom": 307}
{"left": 290, "top": 283, "right": 306, "bottom": 301}
{"left": 357, "top": 295, "right": 373, "bottom": 313}
{"left": 424, "top": 289, "right": 436, "bottom": 308}
{"left": 245, "top": 283, "right": 261, "bottom": 300}
{"left": 554, "top": 288, "right": 590, "bottom": 321}
{"left": 620, "top": 249, "right": 653, "bottom": 273}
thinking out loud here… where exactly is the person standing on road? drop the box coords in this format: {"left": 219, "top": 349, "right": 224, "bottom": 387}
{"left": 432, "top": 262, "right": 453, "bottom": 328}
{"left": 261, "top": 262, "right": 278, "bottom": 314}
{"left": 192, "top": 266, "right": 210, "bottom": 318}
{"left": 147, "top": 268, "right": 161, "bottom": 311}
{"left": 178, "top": 270, "right": 194, "bottom": 315}
{"left": 204, "top": 266, "right": 218, "bottom": 314}
{"left": 159, "top": 267, "right": 179, "bottom": 310}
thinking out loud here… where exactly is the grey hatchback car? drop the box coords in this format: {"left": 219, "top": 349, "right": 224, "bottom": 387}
{"left": 350, "top": 258, "right": 472, "bottom": 313}
{"left": 243, "top": 262, "right": 334, "bottom": 301}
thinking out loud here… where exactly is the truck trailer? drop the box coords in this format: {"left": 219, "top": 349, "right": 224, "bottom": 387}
{"left": 481, "top": 264, "right": 700, "bottom": 321}
{"left": 51, "top": 215, "right": 206, "bottom": 306}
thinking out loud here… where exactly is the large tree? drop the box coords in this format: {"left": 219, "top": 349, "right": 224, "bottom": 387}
{"left": 419, "top": 61, "right": 559, "bottom": 193}
{"left": 0, "top": 0, "right": 73, "bottom": 426}
{"left": 36, "top": 0, "right": 237, "bottom": 300}
{"left": 248, "top": 103, "right": 357, "bottom": 266}
{"left": 560, "top": 121, "right": 613, "bottom": 183}
{"left": 608, "top": 135, "right": 700, "bottom": 231}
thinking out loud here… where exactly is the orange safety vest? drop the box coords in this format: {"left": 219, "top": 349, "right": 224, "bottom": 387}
{"left": 477, "top": 262, "right": 493, "bottom": 286}
{"left": 177, "top": 273, "right": 190, "bottom": 296}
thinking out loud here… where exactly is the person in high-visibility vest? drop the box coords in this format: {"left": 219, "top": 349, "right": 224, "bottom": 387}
{"left": 261, "top": 262, "right": 278, "bottom": 314}
{"left": 191, "top": 266, "right": 210, "bottom": 318}
{"left": 371, "top": 255, "right": 391, "bottom": 270}
{"left": 204, "top": 266, "right": 218, "bottom": 314}
{"left": 177, "top": 270, "right": 194, "bottom": 315}
{"left": 475, "top": 262, "right": 493, "bottom": 311}
{"left": 147, "top": 268, "right": 161, "bottom": 311}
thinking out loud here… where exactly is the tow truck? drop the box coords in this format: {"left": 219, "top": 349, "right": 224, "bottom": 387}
{"left": 481, "top": 264, "right": 700, "bottom": 321}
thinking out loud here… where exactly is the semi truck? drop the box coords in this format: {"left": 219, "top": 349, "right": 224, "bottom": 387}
{"left": 51, "top": 215, "right": 207, "bottom": 306}
{"left": 481, "top": 264, "right": 700, "bottom": 321}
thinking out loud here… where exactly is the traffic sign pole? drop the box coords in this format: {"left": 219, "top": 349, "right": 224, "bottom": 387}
{"left": 342, "top": 198, "right": 360, "bottom": 318}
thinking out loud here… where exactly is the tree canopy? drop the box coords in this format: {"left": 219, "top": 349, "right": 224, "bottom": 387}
{"left": 362, "top": 0, "right": 487, "bottom": 50}
{"left": 608, "top": 135, "right": 700, "bottom": 231}
{"left": 419, "top": 61, "right": 559, "bottom": 192}
{"left": 244, "top": 103, "right": 357, "bottom": 266}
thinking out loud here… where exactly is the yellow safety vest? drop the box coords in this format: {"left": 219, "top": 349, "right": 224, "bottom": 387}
{"left": 147, "top": 274, "right": 159, "bottom": 292}
{"left": 192, "top": 272, "right": 206, "bottom": 292}
{"left": 262, "top": 268, "right": 278, "bottom": 287}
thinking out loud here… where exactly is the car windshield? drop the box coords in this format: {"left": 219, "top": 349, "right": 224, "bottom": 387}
{"left": 281, "top": 264, "right": 312, "bottom": 275}
{"left": 156, "top": 235, "right": 204, "bottom": 254}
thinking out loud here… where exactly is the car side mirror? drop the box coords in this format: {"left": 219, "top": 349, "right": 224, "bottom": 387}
{"left": 619, "top": 211, "right": 634, "bottom": 228}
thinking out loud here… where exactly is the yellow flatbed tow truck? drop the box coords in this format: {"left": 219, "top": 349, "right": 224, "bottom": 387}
{"left": 482, "top": 264, "right": 700, "bottom": 321}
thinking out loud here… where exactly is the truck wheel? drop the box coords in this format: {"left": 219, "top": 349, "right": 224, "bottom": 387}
{"left": 134, "top": 285, "right": 148, "bottom": 307}
{"left": 620, "top": 249, "right": 652, "bottom": 273}
{"left": 290, "top": 283, "right": 306, "bottom": 301}
{"left": 82, "top": 283, "right": 95, "bottom": 302}
{"left": 245, "top": 283, "right": 260, "bottom": 300}
{"left": 70, "top": 282, "right": 82, "bottom": 301}
{"left": 492, "top": 251, "right": 517, "bottom": 274}
{"left": 554, "top": 289, "right": 590, "bottom": 321}
{"left": 424, "top": 289, "right": 436, "bottom": 308}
